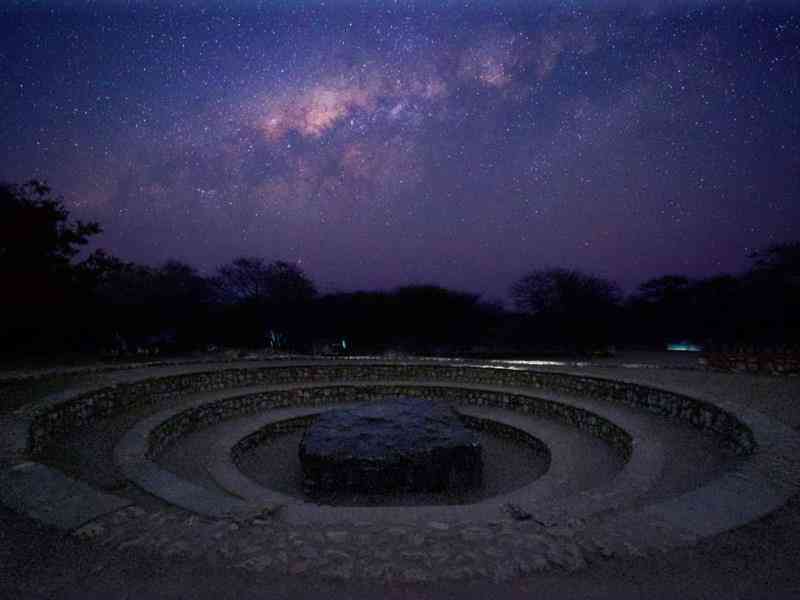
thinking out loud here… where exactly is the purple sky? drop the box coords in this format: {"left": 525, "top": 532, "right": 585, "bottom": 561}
{"left": 2, "top": 1, "right": 799, "bottom": 301}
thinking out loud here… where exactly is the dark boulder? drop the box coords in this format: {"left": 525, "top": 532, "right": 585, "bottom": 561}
{"left": 299, "top": 397, "right": 482, "bottom": 495}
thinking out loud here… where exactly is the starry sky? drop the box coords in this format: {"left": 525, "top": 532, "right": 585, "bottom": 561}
{"left": 2, "top": 1, "right": 799, "bottom": 301}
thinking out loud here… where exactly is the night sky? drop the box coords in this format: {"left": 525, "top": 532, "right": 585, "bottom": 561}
{"left": 2, "top": 1, "right": 799, "bottom": 301}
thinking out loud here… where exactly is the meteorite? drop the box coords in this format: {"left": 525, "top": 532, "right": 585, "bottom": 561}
{"left": 299, "top": 397, "right": 483, "bottom": 495}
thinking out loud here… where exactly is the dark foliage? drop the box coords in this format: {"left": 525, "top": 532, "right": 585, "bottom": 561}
{"left": 740, "top": 242, "right": 800, "bottom": 344}
{"left": 2, "top": 179, "right": 799, "bottom": 359}
{"left": 211, "top": 257, "right": 317, "bottom": 348}
{"left": 623, "top": 244, "right": 800, "bottom": 348}
{"left": 510, "top": 268, "right": 622, "bottom": 352}
{"left": 84, "top": 257, "right": 216, "bottom": 351}
{"left": 626, "top": 275, "right": 697, "bottom": 344}
{"left": 311, "top": 286, "right": 499, "bottom": 354}
{"left": 0, "top": 181, "right": 100, "bottom": 279}
{"left": 1, "top": 181, "right": 101, "bottom": 353}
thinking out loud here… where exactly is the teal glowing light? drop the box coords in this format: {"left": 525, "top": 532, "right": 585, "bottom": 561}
{"left": 667, "top": 341, "right": 702, "bottom": 352}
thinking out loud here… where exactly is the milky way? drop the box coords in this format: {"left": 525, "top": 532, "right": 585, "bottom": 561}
{"left": 2, "top": 1, "right": 799, "bottom": 300}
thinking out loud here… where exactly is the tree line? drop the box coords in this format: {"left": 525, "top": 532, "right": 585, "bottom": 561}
{"left": 2, "top": 180, "right": 798, "bottom": 359}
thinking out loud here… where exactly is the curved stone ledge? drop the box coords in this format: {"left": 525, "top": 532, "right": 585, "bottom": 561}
{"left": 230, "top": 409, "right": 553, "bottom": 499}
{"left": 227, "top": 409, "right": 553, "bottom": 484}
{"left": 116, "top": 382, "right": 667, "bottom": 526}
{"left": 2, "top": 358, "right": 798, "bottom": 573}
{"left": 24, "top": 361, "right": 754, "bottom": 456}
{"left": 233, "top": 413, "right": 317, "bottom": 457}
{"left": 148, "top": 384, "right": 632, "bottom": 461}
{"left": 211, "top": 397, "right": 656, "bottom": 526}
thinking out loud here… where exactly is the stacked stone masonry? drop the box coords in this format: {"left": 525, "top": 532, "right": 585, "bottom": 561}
{"left": 27, "top": 363, "right": 756, "bottom": 457}
{"left": 152, "top": 385, "right": 631, "bottom": 462}
{"left": 225, "top": 398, "right": 554, "bottom": 476}
{"left": 7, "top": 359, "right": 800, "bottom": 585}
{"left": 702, "top": 351, "right": 800, "bottom": 375}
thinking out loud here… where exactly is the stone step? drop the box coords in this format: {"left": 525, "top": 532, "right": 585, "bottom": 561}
{"left": 0, "top": 461, "right": 132, "bottom": 530}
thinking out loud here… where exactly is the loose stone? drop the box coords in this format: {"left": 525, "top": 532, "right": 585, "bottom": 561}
{"left": 74, "top": 523, "right": 105, "bottom": 540}
{"left": 325, "top": 530, "right": 349, "bottom": 543}
{"left": 402, "top": 567, "right": 433, "bottom": 583}
{"left": 237, "top": 555, "right": 273, "bottom": 573}
{"left": 288, "top": 560, "right": 311, "bottom": 575}
{"left": 400, "top": 551, "right": 430, "bottom": 564}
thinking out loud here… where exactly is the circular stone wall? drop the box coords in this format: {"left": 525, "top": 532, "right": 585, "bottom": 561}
{"left": 5, "top": 358, "right": 799, "bottom": 584}
{"left": 119, "top": 380, "right": 657, "bottom": 527}
{"left": 232, "top": 406, "right": 555, "bottom": 506}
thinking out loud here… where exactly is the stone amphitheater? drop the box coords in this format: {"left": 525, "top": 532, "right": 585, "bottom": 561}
{"left": 2, "top": 354, "right": 800, "bottom": 599}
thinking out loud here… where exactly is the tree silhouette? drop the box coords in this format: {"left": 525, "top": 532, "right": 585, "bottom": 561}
{"left": 511, "top": 268, "right": 620, "bottom": 317}
{"left": 312, "top": 285, "right": 498, "bottom": 355}
{"left": 634, "top": 275, "right": 692, "bottom": 305}
{"left": 389, "top": 285, "right": 483, "bottom": 351}
{"left": 510, "top": 268, "right": 621, "bottom": 351}
{"left": 1, "top": 180, "right": 100, "bottom": 305}
{"left": 1, "top": 181, "right": 102, "bottom": 353}
{"left": 80, "top": 257, "right": 216, "bottom": 350}
{"left": 743, "top": 241, "right": 800, "bottom": 344}
{"left": 627, "top": 275, "right": 695, "bottom": 344}
{"left": 748, "top": 242, "right": 800, "bottom": 283}
{"left": 213, "top": 257, "right": 317, "bottom": 348}
{"left": 689, "top": 275, "right": 744, "bottom": 344}
{"left": 213, "top": 258, "right": 315, "bottom": 305}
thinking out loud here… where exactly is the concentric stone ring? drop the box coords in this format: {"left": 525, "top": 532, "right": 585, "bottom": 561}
{"left": 2, "top": 358, "right": 799, "bottom": 584}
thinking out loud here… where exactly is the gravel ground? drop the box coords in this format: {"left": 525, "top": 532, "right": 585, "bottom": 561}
{"left": 3, "top": 358, "right": 800, "bottom": 599}
{"left": 3, "top": 489, "right": 800, "bottom": 600}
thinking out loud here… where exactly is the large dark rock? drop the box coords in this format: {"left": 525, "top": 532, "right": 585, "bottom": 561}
{"left": 299, "top": 397, "right": 482, "bottom": 495}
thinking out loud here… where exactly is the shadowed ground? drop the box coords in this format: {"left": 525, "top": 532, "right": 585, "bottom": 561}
{"left": 2, "top": 353, "right": 799, "bottom": 599}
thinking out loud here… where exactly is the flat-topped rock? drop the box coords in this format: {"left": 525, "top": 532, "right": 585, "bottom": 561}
{"left": 299, "top": 397, "right": 482, "bottom": 495}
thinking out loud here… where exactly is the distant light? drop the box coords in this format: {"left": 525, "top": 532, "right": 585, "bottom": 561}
{"left": 494, "top": 360, "right": 568, "bottom": 367}
{"left": 667, "top": 342, "right": 703, "bottom": 352}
